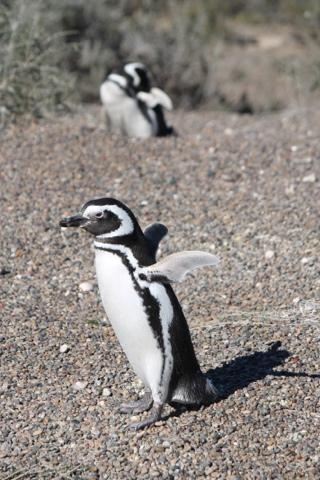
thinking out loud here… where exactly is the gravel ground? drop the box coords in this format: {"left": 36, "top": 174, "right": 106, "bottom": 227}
{"left": 0, "top": 106, "right": 319, "bottom": 479}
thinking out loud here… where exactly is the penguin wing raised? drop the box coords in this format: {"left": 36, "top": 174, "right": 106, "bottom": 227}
{"left": 139, "top": 251, "right": 219, "bottom": 283}
{"left": 137, "top": 88, "right": 173, "bottom": 111}
{"left": 144, "top": 223, "right": 168, "bottom": 257}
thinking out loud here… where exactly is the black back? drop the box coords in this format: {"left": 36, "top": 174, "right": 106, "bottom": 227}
{"left": 152, "top": 104, "right": 177, "bottom": 137}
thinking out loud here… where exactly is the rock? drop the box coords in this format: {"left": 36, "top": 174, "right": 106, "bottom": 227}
{"left": 72, "top": 381, "right": 87, "bottom": 391}
{"left": 265, "top": 250, "right": 274, "bottom": 259}
{"left": 101, "top": 317, "right": 109, "bottom": 325}
{"left": 0, "top": 267, "right": 11, "bottom": 276}
{"left": 285, "top": 185, "right": 295, "bottom": 195}
{"left": 102, "top": 387, "right": 112, "bottom": 397}
{"left": 302, "top": 173, "right": 316, "bottom": 183}
{"left": 300, "top": 257, "right": 310, "bottom": 265}
{"left": 59, "top": 344, "right": 70, "bottom": 353}
{"left": 79, "top": 281, "right": 94, "bottom": 292}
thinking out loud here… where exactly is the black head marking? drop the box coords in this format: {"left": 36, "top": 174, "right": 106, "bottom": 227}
{"left": 134, "top": 67, "right": 151, "bottom": 92}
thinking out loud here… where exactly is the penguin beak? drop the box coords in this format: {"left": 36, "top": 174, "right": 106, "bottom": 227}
{"left": 59, "top": 214, "right": 86, "bottom": 228}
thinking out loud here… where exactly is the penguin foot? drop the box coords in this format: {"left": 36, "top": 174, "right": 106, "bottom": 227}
{"left": 129, "top": 403, "right": 163, "bottom": 430}
{"left": 119, "top": 391, "right": 153, "bottom": 414}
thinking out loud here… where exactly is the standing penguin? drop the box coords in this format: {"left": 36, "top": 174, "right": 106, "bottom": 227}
{"left": 100, "top": 62, "right": 175, "bottom": 138}
{"left": 60, "top": 198, "right": 219, "bottom": 429}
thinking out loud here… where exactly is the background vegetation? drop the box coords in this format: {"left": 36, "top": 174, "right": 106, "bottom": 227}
{"left": 1, "top": 0, "right": 320, "bottom": 125}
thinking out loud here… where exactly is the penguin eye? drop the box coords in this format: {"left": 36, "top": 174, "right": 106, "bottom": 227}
{"left": 95, "top": 211, "right": 104, "bottom": 219}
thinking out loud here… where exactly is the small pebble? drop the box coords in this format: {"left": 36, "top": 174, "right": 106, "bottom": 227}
{"left": 302, "top": 173, "right": 316, "bottom": 183}
{"left": 72, "top": 381, "right": 87, "bottom": 391}
{"left": 285, "top": 185, "right": 295, "bottom": 195}
{"left": 59, "top": 344, "right": 70, "bottom": 353}
{"left": 102, "top": 388, "right": 111, "bottom": 397}
{"left": 265, "top": 250, "right": 274, "bottom": 259}
{"left": 300, "top": 257, "right": 310, "bottom": 265}
{"left": 79, "top": 281, "right": 94, "bottom": 292}
{"left": 0, "top": 267, "right": 10, "bottom": 276}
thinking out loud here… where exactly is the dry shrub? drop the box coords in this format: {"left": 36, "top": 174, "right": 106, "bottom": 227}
{"left": 1, "top": 0, "right": 320, "bottom": 124}
{"left": 0, "top": 0, "right": 73, "bottom": 126}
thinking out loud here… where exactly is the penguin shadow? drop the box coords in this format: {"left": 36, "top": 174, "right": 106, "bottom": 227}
{"left": 167, "top": 341, "right": 320, "bottom": 420}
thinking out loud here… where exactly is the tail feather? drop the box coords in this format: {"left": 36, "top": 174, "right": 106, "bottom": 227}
{"left": 171, "top": 372, "right": 220, "bottom": 405}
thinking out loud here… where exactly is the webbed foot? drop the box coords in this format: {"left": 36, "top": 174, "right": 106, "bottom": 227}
{"left": 129, "top": 402, "right": 163, "bottom": 430}
{"left": 119, "top": 391, "right": 153, "bottom": 414}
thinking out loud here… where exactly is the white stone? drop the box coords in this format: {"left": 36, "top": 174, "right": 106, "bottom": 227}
{"left": 291, "top": 145, "right": 298, "bottom": 152}
{"left": 285, "top": 185, "right": 295, "bottom": 195}
{"left": 224, "top": 128, "right": 233, "bottom": 136}
{"left": 102, "top": 387, "right": 112, "bottom": 397}
{"left": 302, "top": 173, "right": 316, "bottom": 183}
{"left": 79, "top": 281, "right": 94, "bottom": 292}
{"left": 101, "top": 317, "right": 109, "bottom": 325}
{"left": 72, "top": 381, "right": 87, "bottom": 391}
{"left": 265, "top": 250, "right": 274, "bottom": 260}
{"left": 301, "top": 257, "right": 309, "bottom": 265}
{"left": 59, "top": 344, "right": 70, "bottom": 353}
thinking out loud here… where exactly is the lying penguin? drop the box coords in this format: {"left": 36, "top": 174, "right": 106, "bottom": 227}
{"left": 100, "top": 62, "right": 175, "bottom": 138}
{"left": 60, "top": 198, "right": 219, "bottom": 429}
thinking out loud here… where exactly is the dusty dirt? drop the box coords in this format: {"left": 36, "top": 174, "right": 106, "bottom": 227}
{"left": 0, "top": 106, "right": 319, "bottom": 478}
{"left": 209, "top": 22, "right": 320, "bottom": 113}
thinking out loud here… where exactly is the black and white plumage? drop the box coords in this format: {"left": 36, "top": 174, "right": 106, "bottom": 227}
{"left": 100, "top": 62, "right": 175, "bottom": 138}
{"left": 60, "top": 198, "right": 219, "bottom": 429}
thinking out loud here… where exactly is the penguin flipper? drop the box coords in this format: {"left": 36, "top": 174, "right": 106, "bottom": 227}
{"left": 137, "top": 89, "right": 173, "bottom": 111}
{"left": 140, "top": 251, "right": 219, "bottom": 283}
{"left": 144, "top": 223, "right": 168, "bottom": 257}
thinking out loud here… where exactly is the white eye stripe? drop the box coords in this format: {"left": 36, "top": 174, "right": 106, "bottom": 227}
{"left": 82, "top": 204, "right": 134, "bottom": 238}
{"left": 124, "top": 63, "right": 145, "bottom": 87}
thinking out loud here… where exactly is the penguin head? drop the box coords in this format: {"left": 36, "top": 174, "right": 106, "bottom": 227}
{"left": 101, "top": 73, "right": 130, "bottom": 99}
{"left": 123, "top": 62, "right": 151, "bottom": 93}
{"left": 60, "top": 198, "right": 140, "bottom": 239}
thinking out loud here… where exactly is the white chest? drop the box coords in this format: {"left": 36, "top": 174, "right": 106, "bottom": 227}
{"left": 94, "top": 248, "right": 163, "bottom": 387}
{"left": 100, "top": 81, "right": 155, "bottom": 137}
{"left": 123, "top": 104, "right": 155, "bottom": 138}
